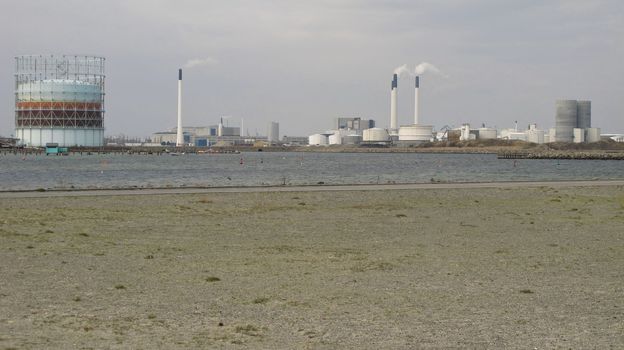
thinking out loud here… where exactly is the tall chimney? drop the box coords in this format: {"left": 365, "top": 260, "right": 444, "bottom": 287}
{"left": 390, "top": 74, "right": 398, "bottom": 130}
{"left": 176, "top": 69, "right": 184, "bottom": 146}
{"left": 414, "top": 76, "right": 420, "bottom": 125}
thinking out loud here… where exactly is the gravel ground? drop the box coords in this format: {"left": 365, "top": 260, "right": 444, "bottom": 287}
{"left": 1, "top": 185, "right": 623, "bottom": 348}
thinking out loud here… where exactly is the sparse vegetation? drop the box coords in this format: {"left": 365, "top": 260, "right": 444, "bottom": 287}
{"left": 252, "top": 297, "right": 269, "bottom": 304}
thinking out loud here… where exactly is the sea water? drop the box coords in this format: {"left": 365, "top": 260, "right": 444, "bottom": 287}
{"left": 0, "top": 152, "right": 623, "bottom": 191}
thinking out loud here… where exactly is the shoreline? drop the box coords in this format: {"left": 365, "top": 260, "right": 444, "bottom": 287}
{"left": 2, "top": 179, "right": 624, "bottom": 198}
{"left": 2, "top": 184, "right": 623, "bottom": 347}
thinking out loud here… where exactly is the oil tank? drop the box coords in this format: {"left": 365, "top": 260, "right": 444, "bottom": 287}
{"left": 328, "top": 133, "right": 342, "bottom": 145}
{"left": 577, "top": 100, "right": 591, "bottom": 129}
{"left": 398, "top": 125, "right": 433, "bottom": 142}
{"left": 308, "top": 134, "right": 328, "bottom": 146}
{"left": 14, "top": 55, "right": 105, "bottom": 147}
{"left": 362, "top": 128, "right": 389, "bottom": 142}
{"left": 573, "top": 128, "right": 585, "bottom": 143}
{"left": 555, "top": 100, "right": 577, "bottom": 142}
{"left": 586, "top": 128, "right": 601, "bottom": 143}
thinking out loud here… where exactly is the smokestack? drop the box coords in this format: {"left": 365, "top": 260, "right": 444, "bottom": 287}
{"left": 176, "top": 69, "right": 184, "bottom": 146}
{"left": 390, "top": 74, "right": 398, "bottom": 130}
{"left": 414, "top": 76, "right": 420, "bottom": 125}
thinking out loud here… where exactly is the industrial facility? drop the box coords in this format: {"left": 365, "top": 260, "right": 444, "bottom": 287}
{"left": 555, "top": 100, "right": 600, "bottom": 143}
{"left": 305, "top": 67, "right": 610, "bottom": 147}
{"left": 396, "top": 75, "right": 434, "bottom": 144}
{"left": 14, "top": 55, "right": 105, "bottom": 147}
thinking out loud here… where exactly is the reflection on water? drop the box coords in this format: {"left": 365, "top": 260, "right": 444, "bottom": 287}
{"left": 1, "top": 152, "right": 623, "bottom": 191}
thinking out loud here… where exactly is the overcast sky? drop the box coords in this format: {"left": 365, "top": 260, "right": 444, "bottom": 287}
{"left": 1, "top": 0, "right": 623, "bottom": 138}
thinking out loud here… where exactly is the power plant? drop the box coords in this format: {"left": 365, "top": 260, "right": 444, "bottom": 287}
{"left": 14, "top": 55, "right": 105, "bottom": 147}
{"left": 396, "top": 75, "right": 434, "bottom": 144}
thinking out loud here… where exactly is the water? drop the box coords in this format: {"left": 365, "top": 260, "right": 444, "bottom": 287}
{"left": 1, "top": 152, "right": 623, "bottom": 191}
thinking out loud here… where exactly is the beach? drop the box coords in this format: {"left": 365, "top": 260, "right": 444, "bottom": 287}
{"left": 1, "top": 183, "right": 623, "bottom": 348}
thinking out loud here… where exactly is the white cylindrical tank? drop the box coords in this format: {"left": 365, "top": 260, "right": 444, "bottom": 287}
{"left": 573, "top": 128, "right": 585, "bottom": 143}
{"left": 398, "top": 125, "right": 433, "bottom": 142}
{"left": 477, "top": 128, "right": 497, "bottom": 140}
{"left": 363, "top": 128, "right": 390, "bottom": 142}
{"left": 586, "top": 128, "right": 601, "bottom": 143}
{"left": 308, "top": 134, "right": 328, "bottom": 146}
{"left": 328, "top": 133, "right": 342, "bottom": 145}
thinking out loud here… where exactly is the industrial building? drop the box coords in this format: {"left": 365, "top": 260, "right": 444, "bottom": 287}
{"left": 555, "top": 99, "right": 600, "bottom": 143}
{"left": 267, "top": 122, "right": 279, "bottom": 143}
{"left": 335, "top": 117, "right": 374, "bottom": 131}
{"left": 152, "top": 122, "right": 260, "bottom": 147}
{"left": 14, "top": 55, "right": 105, "bottom": 147}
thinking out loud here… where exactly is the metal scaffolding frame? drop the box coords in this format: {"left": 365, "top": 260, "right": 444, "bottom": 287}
{"left": 14, "top": 55, "right": 105, "bottom": 129}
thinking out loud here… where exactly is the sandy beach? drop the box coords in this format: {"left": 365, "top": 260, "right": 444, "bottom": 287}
{"left": 1, "top": 183, "right": 623, "bottom": 348}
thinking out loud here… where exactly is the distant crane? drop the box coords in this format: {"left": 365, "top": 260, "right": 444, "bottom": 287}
{"left": 437, "top": 125, "right": 453, "bottom": 141}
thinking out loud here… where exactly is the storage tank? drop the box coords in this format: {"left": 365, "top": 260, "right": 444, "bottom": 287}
{"left": 362, "top": 128, "right": 390, "bottom": 142}
{"left": 14, "top": 55, "right": 105, "bottom": 147}
{"left": 573, "top": 128, "right": 585, "bottom": 143}
{"left": 398, "top": 125, "right": 433, "bottom": 142}
{"left": 328, "top": 132, "right": 342, "bottom": 145}
{"left": 308, "top": 134, "right": 328, "bottom": 146}
{"left": 555, "top": 100, "right": 577, "bottom": 142}
{"left": 477, "top": 128, "right": 497, "bottom": 140}
{"left": 577, "top": 100, "right": 591, "bottom": 129}
{"left": 586, "top": 128, "right": 601, "bottom": 143}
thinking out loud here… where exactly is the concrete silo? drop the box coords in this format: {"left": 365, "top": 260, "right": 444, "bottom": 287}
{"left": 555, "top": 100, "right": 577, "bottom": 142}
{"left": 576, "top": 100, "right": 591, "bottom": 130}
{"left": 14, "top": 55, "right": 105, "bottom": 147}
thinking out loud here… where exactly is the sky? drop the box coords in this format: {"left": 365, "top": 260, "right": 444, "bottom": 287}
{"left": 1, "top": 0, "right": 623, "bottom": 138}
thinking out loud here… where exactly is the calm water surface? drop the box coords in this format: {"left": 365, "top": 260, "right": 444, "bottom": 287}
{"left": 0, "top": 152, "right": 623, "bottom": 191}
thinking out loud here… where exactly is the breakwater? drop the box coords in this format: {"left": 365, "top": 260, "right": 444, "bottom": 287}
{"left": 498, "top": 150, "right": 624, "bottom": 160}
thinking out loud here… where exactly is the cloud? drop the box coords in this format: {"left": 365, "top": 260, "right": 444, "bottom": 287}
{"left": 414, "top": 62, "right": 447, "bottom": 78}
{"left": 393, "top": 64, "right": 410, "bottom": 76}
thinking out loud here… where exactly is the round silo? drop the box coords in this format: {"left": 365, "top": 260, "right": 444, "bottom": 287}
{"left": 308, "top": 134, "right": 328, "bottom": 146}
{"left": 586, "top": 128, "right": 601, "bottom": 143}
{"left": 15, "top": 55, "right": 105, "bottom": 147}
{"left": 328, "top": 132, "right": 342, "bottom": 145}
{"left": 398, "top": 125, "right": 433, "bottom": 142}
{"left": 577, "top": 100, "right": 591, "bottom": 129}
{"left": 555, "top": 100, "right": 577, "bottom": 142}
{"left": 363, "top": 128, "right": 390, "bottom": 142}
